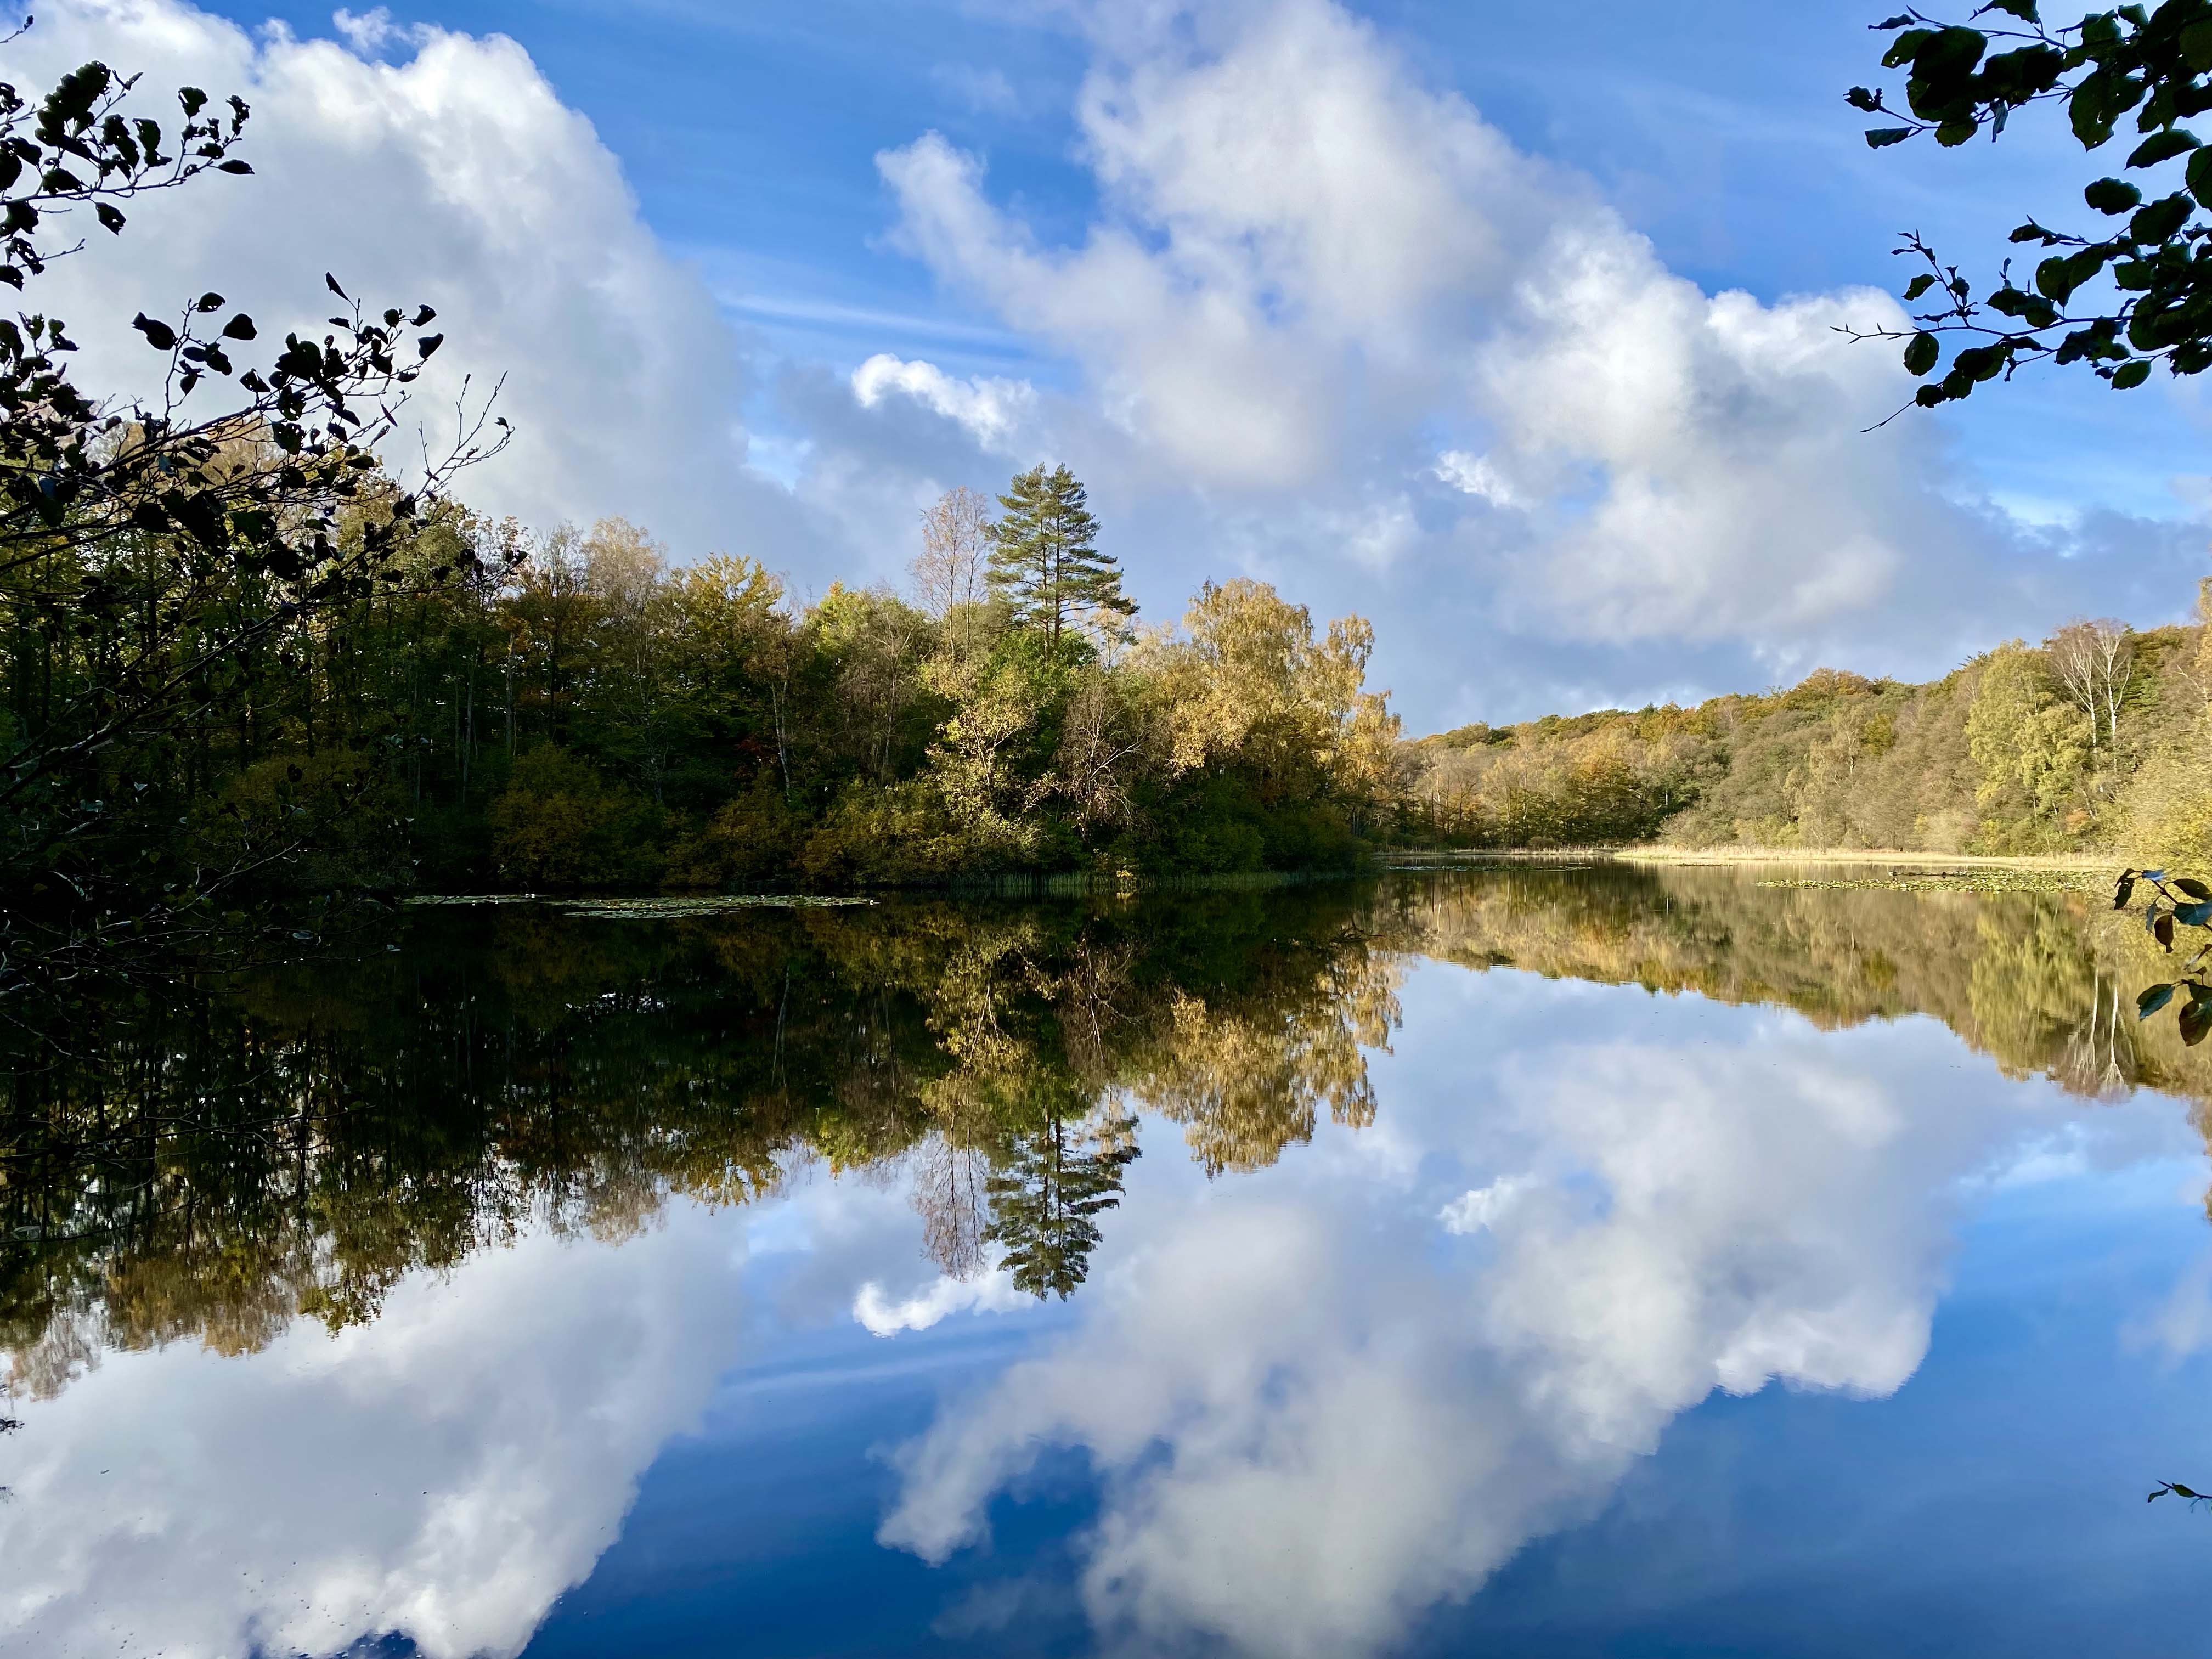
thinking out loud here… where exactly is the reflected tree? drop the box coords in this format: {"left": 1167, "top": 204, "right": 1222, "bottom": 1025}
{"left": 984, "top": 1103, "right": 1141, "bottom": 1300}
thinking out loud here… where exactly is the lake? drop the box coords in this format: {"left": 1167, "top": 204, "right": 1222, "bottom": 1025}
{"left": 4, "top": 864, "right": 2211, "bottom": 1658}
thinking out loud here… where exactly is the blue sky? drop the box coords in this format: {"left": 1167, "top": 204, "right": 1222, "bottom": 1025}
{"left": 31, "top": 0, "right": 2212, "bottom": 726}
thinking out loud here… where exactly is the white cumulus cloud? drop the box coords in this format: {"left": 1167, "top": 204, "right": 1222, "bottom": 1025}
{"left": 854, "top": 1268, "right": 1028, "bottom": 1335}
{"left": 850, "top": 352, "right": 1037, "bottom": 453}
{"left": 18, "top": 0, "right": 817, "bottom": 562}
{"left": 872, "top": 0, "right": 2211, "bottom": 722}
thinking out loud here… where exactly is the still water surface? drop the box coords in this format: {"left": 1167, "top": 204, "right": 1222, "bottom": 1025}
{"left": 5, "top": 866, "right": 2211, "bottom": 1657}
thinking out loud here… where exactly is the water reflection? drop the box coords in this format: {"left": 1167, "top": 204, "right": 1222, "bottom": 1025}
{"left": 3, "top": 866, "right": 2209, "bottom": 1657}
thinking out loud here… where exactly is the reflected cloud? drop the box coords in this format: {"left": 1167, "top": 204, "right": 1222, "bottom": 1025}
{"left": 856, "top": 1268, "right": 1028, "bottom": 1335}
{"left": 5, "top": 868, "right": 2212, "bottom": 1656}
{"left": 880, "top": 1004, "right": 2184, "bottom": 1657}
{"left": 0, "top": 1205, "right": 748, "bottom": 1659}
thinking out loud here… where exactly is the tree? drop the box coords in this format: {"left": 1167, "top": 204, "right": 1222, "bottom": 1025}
{"left": 1848, "top": 3, "right": 2212, "bottom": 408}
{"left": 0, "top": 32, "right": 506, "bottom": 953}
{"left": 913, "top": 486, "right": 991, "bottom": 659}
{"left": 1146, "top": 578, "right": 1402, "bottom": 817}
{"left": 2046, "top": 616, "right": 2134, "bottom": 764}
{"left": 986, "top": 464, "right": 1133, "bottom": 654}
{"left": 983, "top": 1105, "right": 1139, "bottom": 1299}
{"left": 1966, "top": 642, "right": 2092, "bottom": 835}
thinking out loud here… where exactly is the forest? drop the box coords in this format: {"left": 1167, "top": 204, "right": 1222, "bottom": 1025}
{"left": 6, "top": 467, "right": 1409, "bottom": 917}
{"left": 1408, "top": 601, "right": 2212, "bottom": 864}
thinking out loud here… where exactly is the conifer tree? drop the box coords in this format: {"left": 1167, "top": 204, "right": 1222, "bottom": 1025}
{"left": 986, "top": 464, "right": 1135, "bottom": 653}
{"left": 983, "top": 1109, "right": 1140, "bottom": 1299}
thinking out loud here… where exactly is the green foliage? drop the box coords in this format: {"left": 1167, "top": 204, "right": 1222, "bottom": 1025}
{"left": 1410, "top": 619, "right": 2210, "bottom": 856}
{"left": 1852, "top": 2, "right": 2212, "bottom": 403}
{"left": 489, "top": 744, "right": 662, "bottom": 889}
{"left": 192, "top": 751, "right": 414, "bottom": 895}
{"left": 5, "top": 454, "right": 1408, "bottom": 939}
{"left": 984, "top": 1108, "right": 1141, "bottom": 1299}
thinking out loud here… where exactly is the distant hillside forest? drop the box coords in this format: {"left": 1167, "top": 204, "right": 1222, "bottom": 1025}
{"left": 1408, "top": 598, "right": 2212, "bottom": 861}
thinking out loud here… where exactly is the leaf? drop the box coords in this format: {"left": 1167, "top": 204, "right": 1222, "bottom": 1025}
{"left": 1882, "top": 27, "right": 1937, "bottom": 69}
{"left": 94, "top": 200, "right": 124, "bottom": 234}
{"left": 325, "top": 272, "right": 349, "bottom": 300}
{"left": 1980, "top": 0, "right": 2038, "bottom": 19}
{"left": 1866, "top": 127, "right": 1914, "bottom": 148}
{"left": 220, "top": 313, "right": 256, "bottom": 341}
{"left": 416, "top": 332, "right": 443, "bottom": 360}
{"left": 2158, "top": 910, "right": 2176, "bottom": 951}
{"left": 2175, "top": 900, "right": 2212, "bottom": 927}
{"left": 2179, "top": 995, "right": 2212, "bottom": 1048}
{"left": 2139, "top": 983, "right": 2177, "bottom": 1019}
{"left": 2188, "top": 19, "right": 2212, "bottom": 71}
{"left": 1904, "top": 274, "right": 1936, "bottom": 300}
{"left": 2130, "top": 130, "right": 2200, "bottom": 171}
{"left": 215, "top": 159, "right": 252, "bottom": 174}
{"left": 2145, "top": 870, "right": 2170, "bottom": 882}
{"left": 2131, "top": 192, "right": 2194, "bottom": 243}
{"left": 1904, "top": 331, "right": 1940, "bottom": 375}
{"left": 2114, "top": 872, "right": 2138, "bottom": 909}
{"left": 195, "top": 291, "right": 223, "bottom": 313}
{"left": 2036, "top": 252, "right": 2087, "bottom": 304}
{"left": 2113, "top": 358, "right": 2152, "bottom": 388}
{"left": 2175, "top": 878, "right": 2212, "bottom": 900}
{"left": 2085, "top": 176, "right": 2142, "bottom": 213}
{"left": 130, "top": 313, "right": 176, "bottom": 352}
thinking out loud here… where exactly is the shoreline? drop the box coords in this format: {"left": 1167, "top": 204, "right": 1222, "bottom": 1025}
{"left": 1389, "top": 846, "right": 2114, "bottom": 872}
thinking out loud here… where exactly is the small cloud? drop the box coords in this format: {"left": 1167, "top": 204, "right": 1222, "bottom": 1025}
{"left": 854, "top": 1268, "right": 1026, "bottom": 1335}
{"left": 2126, "top": 1251, "right": 2212, "bottom": 1361}
{"left": 331, "top": 7, "right": 423, "bottom": 56}
{"left": 851, "top": 352, "right": 1036, "bottom": 452}
{"left": 1438, "top": 1173, "right": 1537, "bottom": 1235}
{"left": 1434, "top": 450, "right": 1523, "bottom": 510}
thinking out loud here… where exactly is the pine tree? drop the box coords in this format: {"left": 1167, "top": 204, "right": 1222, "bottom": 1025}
{"left": 983, "top": 1110, "right": 1141, "bottom": 1299}
{"left": 986, "top": 464, "right": 1135, "bottom": 654}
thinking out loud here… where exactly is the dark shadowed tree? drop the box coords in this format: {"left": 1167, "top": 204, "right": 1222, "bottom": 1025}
{"left": 0, "top": 30, "right": 506, "bottom": 961}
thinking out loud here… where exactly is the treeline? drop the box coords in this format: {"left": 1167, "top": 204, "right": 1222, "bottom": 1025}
{"left": 6, "top": 465, "right": 1407, "bottom": 910}
{"left": 1409, "top": 596, "right": 2212, "bottom": 860}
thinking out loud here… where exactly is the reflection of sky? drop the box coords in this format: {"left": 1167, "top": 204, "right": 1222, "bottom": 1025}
{"left": 5, "top": 960, "right": 2211, "bottom": 1658}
